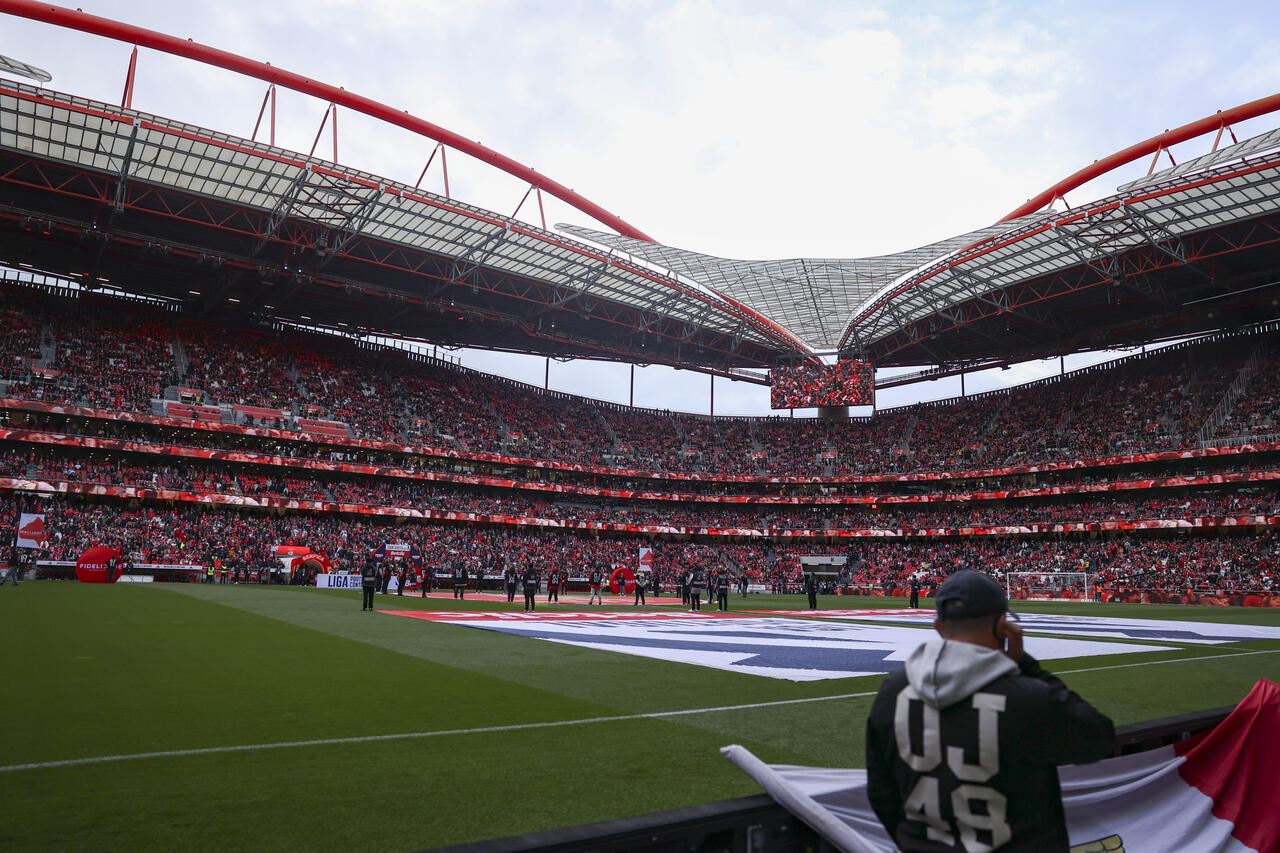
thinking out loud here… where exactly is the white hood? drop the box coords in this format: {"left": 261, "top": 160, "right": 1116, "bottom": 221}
{"left": 904, "top": 638, "right": 1018, "bottom": 710}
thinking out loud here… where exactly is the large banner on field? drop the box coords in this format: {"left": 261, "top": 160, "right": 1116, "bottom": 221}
{"left": 16, "top": 512, "right": 47, "bottom": 548}
{"left": 638, "top": 546, "right": 653, "bottom": 574}
{"left": 723, "top": 678, "right": 1280, "bottom": 853}
{"left": 392, "top": 613, "right": 1173, "bottom": 682}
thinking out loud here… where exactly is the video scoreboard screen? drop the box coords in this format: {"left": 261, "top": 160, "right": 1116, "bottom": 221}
{"left": 769, "top": 359, "right": 874, "bottom": 409}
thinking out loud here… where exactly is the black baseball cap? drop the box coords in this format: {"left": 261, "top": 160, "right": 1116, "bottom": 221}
{"left": 935, "top": 570, "right": 1009, "bottom": 620}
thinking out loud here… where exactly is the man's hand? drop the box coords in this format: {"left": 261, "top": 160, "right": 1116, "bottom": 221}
{"left": 997, "top": 615, "right": 1024, "bottom": 663}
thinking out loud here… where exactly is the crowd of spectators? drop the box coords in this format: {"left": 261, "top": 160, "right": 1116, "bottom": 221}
{"left": 6, "top": 493, "right": 1275, "bottom": 594}
{"left": 1214, "top": 352, "right": 1280, "bottom": 441}
{"left": 178, "top": 323, "right": 300, "bottom": 410}
{"left": 4, "top": 440, "right": 1277, "bottom": 535}
{"left": 3, "top": 283, "right": 1280, "bottom": 480}
{"left": 769, "top": 360, "right": 873, "bottom": 408}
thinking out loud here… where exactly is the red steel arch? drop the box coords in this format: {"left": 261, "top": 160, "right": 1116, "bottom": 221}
{"left": 0, "top": 0, "right": 656, "bottom": 242}
{"left": 1004, "top": 92, "right": 1280, "bottom": 221}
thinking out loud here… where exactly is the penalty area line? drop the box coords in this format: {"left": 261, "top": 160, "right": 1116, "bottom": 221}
{"left": 4, "top": 648, "right": 1276, "bottom": 774}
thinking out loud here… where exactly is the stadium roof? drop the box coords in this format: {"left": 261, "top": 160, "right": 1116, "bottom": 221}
{"left": 558, "top": 216, "right": 1045, "bottom": 352}
{"left": 0, "top": 79, "right": 805, "bottom": 370}
{"left": 4, "top": 0, "right": 1280, "bottom": 377}
{"left": 568, "top": 105, "right": 1280, "bottom": 367}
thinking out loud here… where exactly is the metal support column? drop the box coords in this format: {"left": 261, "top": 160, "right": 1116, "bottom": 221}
{"left": 120, "top": 45, "right": 138, "bottom": 109}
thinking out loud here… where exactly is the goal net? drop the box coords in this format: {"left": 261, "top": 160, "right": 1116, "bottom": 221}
{"left": 1004, "top": 571, "right": 1092, "bottom": 602}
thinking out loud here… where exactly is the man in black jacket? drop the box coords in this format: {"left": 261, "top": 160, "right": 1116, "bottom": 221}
{"left": 452, "top": 561, "right": 466, "bottom": 600}
{"left": 504, "top": 565, "right": 520, "bottom": 603}
{"left": 804, "top": 571, "right": 818, "bottom": 609}
{"left": 360, "top": 557, "right": 379, "bottom": 611}
{"left": 715, "top": 571, "right": 730, "bottom": 612}
{"left": 688, "top": 569, "right": 704, "bottom": 611}
{"left": 865, "top": 571, "right": 1114, "bottom": 852}
{"left": 521, "top": 564, "right": 540, "bottom": 612}
{"left": 588, "top": 568, "right": 604, "bottom": 605}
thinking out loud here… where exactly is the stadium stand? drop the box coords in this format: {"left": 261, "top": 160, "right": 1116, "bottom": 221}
{"left": 4, "top": 280, "right": 1280, "bottom": 600}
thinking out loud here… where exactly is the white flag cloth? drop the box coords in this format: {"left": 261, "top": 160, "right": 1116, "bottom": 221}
{"left": 723, "top": 678, "right": 1279, "bottom": 853}
{"left": 16, "top": 512, "right": 46, "bottom": 548}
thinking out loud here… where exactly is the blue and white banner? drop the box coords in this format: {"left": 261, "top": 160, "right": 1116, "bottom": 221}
{"left": 767, "top": 609, "right": 1280, "bottom": 645}
{"left": 397, "top": 613, "right": 1172, "bottom": 681}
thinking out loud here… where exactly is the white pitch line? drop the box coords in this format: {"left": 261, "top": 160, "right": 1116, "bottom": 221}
{"left": 1055, "top": 647, "right": 1280, "bottom": 675}
{"left": 0, "top": 691, "right": 877, "bottom": 774}
{"left": 3, "top": 647, "right": 1277, "bottom": 775}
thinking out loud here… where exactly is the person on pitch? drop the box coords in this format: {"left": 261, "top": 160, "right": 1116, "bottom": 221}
{"left": 360, "top": 555, "right": 379, "bottom": 612}
{"left": 865, "top": 570, "right": 1114, "bottom": 852}
{"left": 688, "top": 568, "right": 705, "bottom": 612}
{"left": 0, "top": 545, "right": 19, "bottom": 587}
{"left": 716, "top": 570, "right": 730, "bottom": 612}
{"left": 633, "top": 569, "right": 647, "bottom": 605}
{"left": 909, "top": 573, "right": 922, "bottom": 609}
{"left": 505, "top": 564, "right": 520, "bottom": 603}
{"left": 522, "top": 563, "right": 540, "bottom": 612}
{"left": 547, "top": 568, "right": 562, "bottom": 603}
{"left": 588, "top": 567, "right": 604, "bottom": 605}
{"left": 452, "top": 560, "right": 466, "bottom": 600}
{"left": 379, "top": 561, "right": 391, "bottom": 595}
{"left": 804, "top": 571, "right": 818, "bottom": 609}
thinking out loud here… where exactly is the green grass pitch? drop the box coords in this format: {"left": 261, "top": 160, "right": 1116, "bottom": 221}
{"left": 3, "top": 583, "right": 1279, "bottom": 851}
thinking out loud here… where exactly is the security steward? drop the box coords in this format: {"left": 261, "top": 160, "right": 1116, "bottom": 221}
{"left": 688, "top": 568, "right": 705, "bottom": 611}
{"left": 805, "top": 571, "right": 819, "bottom": 609}
{"left": 360, "top": 557, "right": 379, "bottom": 611}
{"left": 909, "top": 574, "right": 922, "bottom": 609}
{"left": 522, "top": 564, "right": 540, "bottom": 612}
{"left": 716, "top": 570, "right": 730, "bottom": 612}
{"left": 633, "top": 569, "right": 647, "bottom": 606}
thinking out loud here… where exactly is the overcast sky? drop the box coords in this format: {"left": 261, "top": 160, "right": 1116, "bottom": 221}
{"left": 4, "top": 1, "right": 1278, "bottom": 415}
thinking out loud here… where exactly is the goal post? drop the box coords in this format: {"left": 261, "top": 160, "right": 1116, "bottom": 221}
{"left": 1004, "top": 571, "right": 1092, "bottom": 602}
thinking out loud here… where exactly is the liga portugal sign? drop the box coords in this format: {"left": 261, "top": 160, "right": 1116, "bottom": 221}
{"left": 76, "top": 545, "right": 122, "bottom": 584}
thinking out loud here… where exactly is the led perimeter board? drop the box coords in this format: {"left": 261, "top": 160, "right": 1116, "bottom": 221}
{"left": 769, "top": 360, "right": 874, "bottom": 409}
